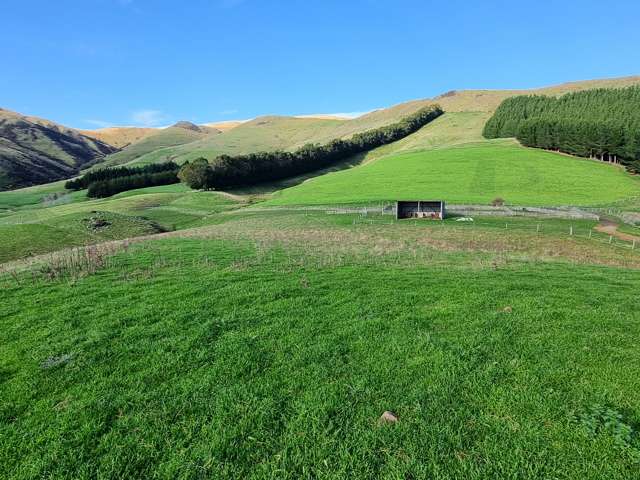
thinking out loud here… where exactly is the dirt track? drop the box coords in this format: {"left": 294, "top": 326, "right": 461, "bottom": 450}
{"left": 595, "top": 219, "right": 640, "bottom": 242}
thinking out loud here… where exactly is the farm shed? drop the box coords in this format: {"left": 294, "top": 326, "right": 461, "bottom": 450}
{"left": 396, "top": 200, "right": 445, "bottom": 220}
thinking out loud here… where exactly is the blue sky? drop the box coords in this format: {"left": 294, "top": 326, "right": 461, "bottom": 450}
{"left": 2, "top": 0, "right": 639, "bottom": 128}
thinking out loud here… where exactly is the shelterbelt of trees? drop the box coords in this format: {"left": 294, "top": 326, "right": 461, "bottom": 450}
{"left": 65, "top": 162, "right": 179, "bottom": 198}
{"left": 483, "top": 86, "right": 640, "bottom": 173}
{"left": 179, "top": 105, "right": 444, "bottom": 189}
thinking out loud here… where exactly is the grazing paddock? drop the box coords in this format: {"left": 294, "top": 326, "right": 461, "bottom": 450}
{"left": 2, "top": 223, "right": 640, "bottom": 479}
{"left": 266, "top": 144, "right": 640, "bottom": 207}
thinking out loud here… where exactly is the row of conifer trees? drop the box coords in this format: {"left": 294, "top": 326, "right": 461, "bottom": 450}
{"left": 66, "top": 105, "right": 444, "bottom": 196}
{"left": 65, "top": 162, "right": 180, "bottom": 198}
{"left": 179, "top": 105, "right": 444, "bottom": 189}
{"left": 86, "top": 170, "right": 178, "bottom": 198}
{"left": 483, "top": 86, "right": 640, "bottom": 173}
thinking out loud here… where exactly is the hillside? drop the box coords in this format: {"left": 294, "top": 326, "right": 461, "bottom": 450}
{"left": 119, "top": 100, "right": 437, "bottom": 167}
{"left": 483, "top": 86, "right": 640, "bottom": 172}
{"left": 433, "top": 75, "right": 640, "bottom": 113}
{"left": 267, "top": 143, "right": 640, "bottom": 207}
{"left": 107, "top": 76, "right": 640, "bottom": 170}
{"left": 79, "top": 127, "right": 157, "bottom": 149}
{"left": 202, "top": 120, "right": 244, "bottom": 132}
{"left": 3, "top": 77, "right": 640, "bottom": 480}
{"left": 0, "top": 108, "right": 117, "bottom": 190}
{"left": 348, "top": 76, "right": 640, "bottom": 163}
{"left": 100, "top": 122, "right": 220, "bottom": 167}
{"left": 3, "top": 76, "right": 638, "bottom": 191}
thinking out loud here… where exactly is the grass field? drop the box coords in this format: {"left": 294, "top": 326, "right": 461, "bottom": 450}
{"left": 0, "top": 181, "right": 79, "bottom": 210}
{"left": 0, "top": 212, "right": 165, "bottom": 263}
{"left": 267, "top": 144, "right": 640, "bottom": 207}
{"left": 2, "top": 210, "right": 640, "bottom": 479}
{"left": 0, "top": 185, "right": 241, "bottom": 263}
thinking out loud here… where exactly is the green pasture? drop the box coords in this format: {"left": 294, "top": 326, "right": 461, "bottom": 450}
{"left": 1, "top": 234, "right": 639, "bottom": 479}
{"left": 267, "top": 144, "right": 640, "bottom": 207}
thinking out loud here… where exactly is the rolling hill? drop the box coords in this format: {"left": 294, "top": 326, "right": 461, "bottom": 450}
{"left": 99, "top": 122, "right": 220, "bottom": 167}
{"left": 117, "top": 100, "right": 437, "bottom": 167}
{"left": 106, "top": 76, "right": 640, "bottom": 170}
{"left": 3, "top": 76, "right": 639, "bottom": 195}
{"left": 0, "top": 108, "right": 117, "bottom": 190}
{"left": 79, "top": 126, "right": 157, "bottom": 149}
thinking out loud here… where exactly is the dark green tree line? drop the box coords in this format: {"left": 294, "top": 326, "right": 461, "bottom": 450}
{"left": 65, "top": 162, "right": 179, "bottom": 191}
{"left": 483, "top": 86, "right": 640, "bottom": 173}
{"left": 179, "top": 105, "right": 444, "bottom": 190}
{"left": 86, "top": 170, "right": 178, "bottom": 198}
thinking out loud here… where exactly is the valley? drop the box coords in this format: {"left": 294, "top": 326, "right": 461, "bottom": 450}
{"left": 2, "top": 75, "right": 640, "bottom": 479}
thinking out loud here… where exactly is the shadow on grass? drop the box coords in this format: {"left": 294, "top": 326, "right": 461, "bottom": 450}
{"left": 227, "top": 152, "right": 369, "bottom": 197}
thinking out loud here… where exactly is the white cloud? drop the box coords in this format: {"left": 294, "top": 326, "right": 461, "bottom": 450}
{"left": 130, "top": 110, "right": 170, "bottom": 127}
{"left": 219, "top": 109, "right": 239, "bottom": 115}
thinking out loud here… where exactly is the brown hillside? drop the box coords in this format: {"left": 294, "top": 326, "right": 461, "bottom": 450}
{"left": 80, "top": 127, "right": 157, "bottom": 149}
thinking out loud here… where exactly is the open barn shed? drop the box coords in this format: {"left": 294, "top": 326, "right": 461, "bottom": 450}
{"left": 396, "top": 200, "right": 445, "bottom": 220}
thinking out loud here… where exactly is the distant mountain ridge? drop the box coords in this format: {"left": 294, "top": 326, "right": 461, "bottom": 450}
{"left": 0, "top": 108, "right": 117, "bottom": 190}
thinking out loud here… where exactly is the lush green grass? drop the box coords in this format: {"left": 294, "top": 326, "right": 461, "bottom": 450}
{"left": 0, "top": 185, "right": 240, "bottom": 262}
{"left": 617, "top": 223, "right": 640, "bottom": 237}
{"left": 0, "top": 181, "right": 74, "bottom": 210}
{"left": 267, "top": 144, "right": 640, "bottom": 207}
{"left": 0, "top": 212, "right": 164, "bottom": 263}
{"left": 1, "top": 234, "right": 639, "bottom": 479}
{"left": 357, "top": 112, "right": 502, "bottom": 163}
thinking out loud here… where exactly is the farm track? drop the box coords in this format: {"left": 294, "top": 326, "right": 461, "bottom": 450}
{"left": 595, "top": 219, "right": 640, "bottom": 242}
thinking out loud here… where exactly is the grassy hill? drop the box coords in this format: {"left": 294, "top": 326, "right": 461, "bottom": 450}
{"left": 202, "top": 120, "right": 244, "bottom": 132}
{"left": 106, "top": 76, "right": 640, "bottom": 170}
{"left": 0, "top": 108, "right": 117, "bottom": 190}
{"left": 266, "top": 143, "right": 640, "bottom": 207}
{"left": 3, "top": 76, "right": 638, "bottom": 191}
{"left": 100, "top": 123, "right": 219, "bottom": 167}
{"left": 0, "top": 184, "right": 241, "bottom": 263}
{"left": 117, "top": 100, "right": 438, "bottom": 167}
{"left": 79, "top": 127, "right": 157, "bottom": 149}
{"left": 433, "top": 75, "right": 640, "bottom": 113}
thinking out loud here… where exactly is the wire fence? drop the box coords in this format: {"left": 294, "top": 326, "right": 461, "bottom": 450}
{"left": 337, "top": 209, "right": 640, "bottom": 253}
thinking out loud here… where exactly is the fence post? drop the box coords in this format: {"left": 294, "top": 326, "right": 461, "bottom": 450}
{"left": 570, "top": 226, "right": 573, "bottom": 236}
{"left": 589, "top": 230, "right": 592, "bottom": 239}
{"left": 536, "top": 224, "right": 540, "bottom": 233}
{"left": 609, "top": 235, "right": 613, "bottom": 244}
{"left": 505, "top": 223, "right": 508, "bottom": 230}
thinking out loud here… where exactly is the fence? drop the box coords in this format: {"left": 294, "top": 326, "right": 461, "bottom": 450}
{"left": 339, "top": 210, "right": 639, "bottom": 253}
